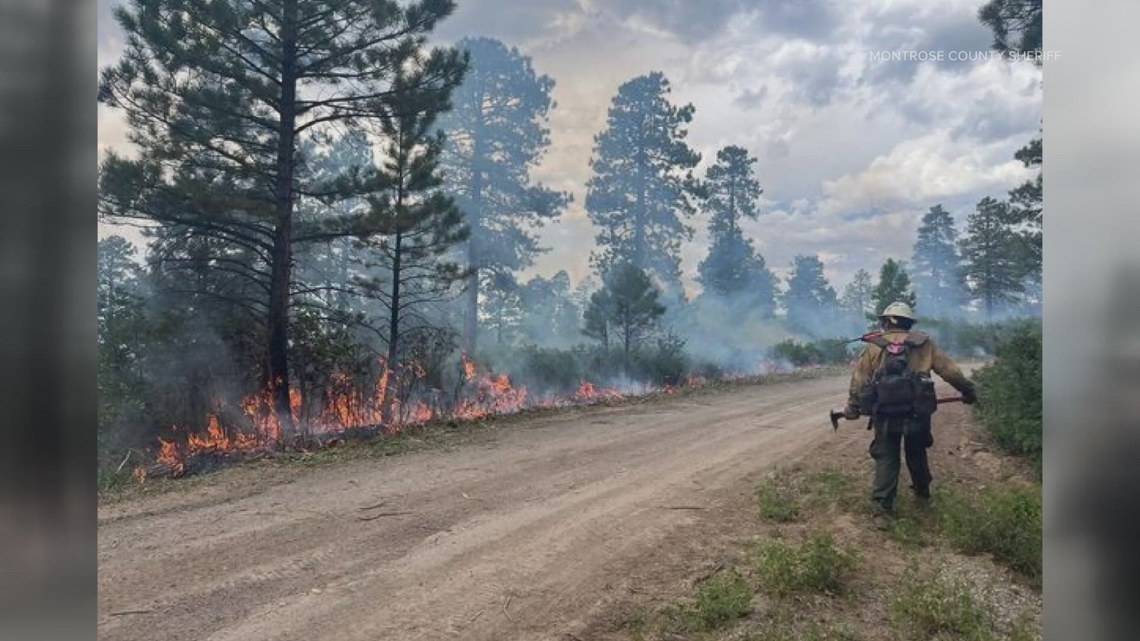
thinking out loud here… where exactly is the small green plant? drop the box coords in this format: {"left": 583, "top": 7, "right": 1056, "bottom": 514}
{"left": 802, "top": 469, "right": 863, "bottom": 512}
{"left": 890, "top": 566, "right": 995, "bottom": 641}
{"left": 752, "top": 531, "right": 858, "bottom": 596}
{"left": 693, "top": 568, "right": 754, "bottom": 628}
{"left": 937, "top": 484, "right": 1042, "bottom": 587}
{"left": 757, "top": 480, "right": 800, "bottom": 523}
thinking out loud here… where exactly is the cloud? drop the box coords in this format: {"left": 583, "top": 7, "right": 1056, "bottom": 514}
{"left": 432, "top": 0, "right": 584, "bottom": 46}
{"left": 819, "top": 130, "right": 1033, "bottom": 216}
{"left": 754, "top": 0, "right": 842, "bottom": 42}
{"left": 592, "top": 0, "right": 754, "bottom": 45}
{"left": 732, "top": 86, "right": 768, "bottom": 110}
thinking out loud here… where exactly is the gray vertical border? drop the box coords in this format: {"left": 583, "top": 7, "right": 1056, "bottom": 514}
{"left": 1044, "top": 0, "right": 1140, "bottom": 638}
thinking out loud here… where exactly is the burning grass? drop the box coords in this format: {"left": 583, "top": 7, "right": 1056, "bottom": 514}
{"left": 121, "top": 359, "right": 845, "bottom": 485}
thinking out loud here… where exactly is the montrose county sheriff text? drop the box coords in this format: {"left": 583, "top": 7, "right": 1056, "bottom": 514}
{"left": 869, "top": 50, "right": 1059, "bottom": 62}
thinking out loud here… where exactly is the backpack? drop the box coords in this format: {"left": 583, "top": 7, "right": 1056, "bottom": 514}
{"left": 857, "top": 332, "right": 937, "bottom": 419}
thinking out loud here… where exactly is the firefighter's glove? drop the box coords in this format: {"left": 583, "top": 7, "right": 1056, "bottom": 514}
{"left": 843, "top": 405, "right": 861, "bottom": 420}
{"left": 961, "top": 388, "right": 978, "bottom": 405}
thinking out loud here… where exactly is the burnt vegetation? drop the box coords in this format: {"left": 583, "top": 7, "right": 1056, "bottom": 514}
{"left": 98, "top": 0, "right": 1043, "bottom": 484}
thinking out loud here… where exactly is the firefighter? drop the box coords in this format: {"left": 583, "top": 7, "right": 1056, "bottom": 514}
{"left": 844, "top": 301, "right": 978, "bottom": 527}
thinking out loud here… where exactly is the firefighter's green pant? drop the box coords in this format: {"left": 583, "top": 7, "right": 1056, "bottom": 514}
{"left": 869, "top": 417, "right": 932, "bottom": 511}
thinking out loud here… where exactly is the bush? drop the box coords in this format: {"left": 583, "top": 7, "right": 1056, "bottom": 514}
{"left": 693, "top": 569, "right": 753, "bottom": 627}
{"left": 632, "top": 332, "right": 690, "bottom": 386}
{"left": 752, "top": 531, "right": 858, "bottom": 596}
{"left": 890, "top": 567, "right": 995, "bottom": 641}
{"left": 972, "top": 320, "right": 1042, "bottom": 472}
{"left": 517, "top": 345, "right": 584, "bottom": 396}
{"left": 938, "top": 484, "right": 1042, "bottom": 587}
{"left": 769, "top": 339, "right": 852, "bottom": 367}
{"left": 757, "top": 481, "right": 800, "bottom": 523}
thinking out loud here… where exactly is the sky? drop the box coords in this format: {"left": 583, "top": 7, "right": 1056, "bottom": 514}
{"left": 97, "top": 0, "right": 1042, "bottom": 295}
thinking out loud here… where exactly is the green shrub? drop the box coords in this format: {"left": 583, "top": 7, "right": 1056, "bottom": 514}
{"left": 890, "top": 567, "right": 995, "bottom": 641}
{"left": 752, "top": 531, "right": 858, "bottom": 596}
{"left": 972, "top": 321, "right": 1042, "bottom": 472}
{"left": 938, "top": 484, "right": 1042, "bottom": 587}
{"left": 693, "top": 569, "right": 753, "bottom": 627}
{"left": 518, "top": 345, "right": 583, "bottom": 395}
{"left": 757, "top": 481, "right": 800, "bottom": 523}
{"left": 769, "top": 338, "right": 852, "bottom": 367}
{"left": 802, "top": 469, "right": 864, "bottom": 512}
{"left": 632, "top": 332, "right": 690, "bottom": 386}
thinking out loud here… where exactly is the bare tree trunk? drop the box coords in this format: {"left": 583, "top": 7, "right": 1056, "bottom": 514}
{"left": 383, "top": 230, "right": 403, "bottom": 425}
{"left": 464, "top": 242, "right": 479, "bottom": 354}
{"left": 266, "top": 0, "right": 299, "bottom": 439}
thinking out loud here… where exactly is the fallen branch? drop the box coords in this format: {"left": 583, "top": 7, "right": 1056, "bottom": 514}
{"left": 115, "top": 450, "right": 136, "bottom": 474}
{"left": 660, "top": 505, "right": 705, "bottom": 511}
{"left": 357, "top": 501, "right": 387, "bottom": 511}
{"left": 357, "top": 511, "right": 414, "bottom": 521}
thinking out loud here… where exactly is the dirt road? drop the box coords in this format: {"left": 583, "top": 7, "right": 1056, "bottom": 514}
{"left": 98, "top": 373, "right": 864, "bottom": 641}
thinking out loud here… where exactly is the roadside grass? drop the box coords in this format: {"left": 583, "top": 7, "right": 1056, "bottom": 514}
{"left": 889, "top": 565, "right": 996, "bottom": 641}
{"left": 756, "top": 479, "right": 800, "bottom": 523}
{"left": 628, "top": 528, "right": 857, "bottom": 640}
{"left": 758, "top": 464, "right": 1041, "bottom": 587}
{"left": 751, "top": 531, "right": 859, "bottom": 597}
{"left": 756, "top": 468, "right": 863, "bottom": 524}
{"left": 624, "top": 459, "right": 1038, "bottom": 641}
{"left": 743, "top": 613, "right": 862, "bottom": 641}
{"left": 627, "top": 569, "right": 753, "bottom": 639}
{"left": 936, "top": 483, "right": 1043, "bottom": 588}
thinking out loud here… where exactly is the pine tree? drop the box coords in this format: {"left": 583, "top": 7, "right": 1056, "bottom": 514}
{"left": 978, "top": 0, "right": 1042, "bottom": 62}
{"left": 584, "top": 264, "right": 666, "bottom": 362}
{"left": 871, "top": 258, "right": 917, "bottom": 317}
{"left": 911, "top": 205, "right": 967, "bottom": 317}
{"left": 437, "top": 37, "right": 570, "bottom": 353}
{"left": 98, "top": 0, "right": 466, "bottom": 433}
{"left": 586, "top": 72, "right": 701, "bottom": 294}
{"left": 783, "top": 255, "right": 839, "bottom": 331}
{"left": 696, "top": 145, "right": 777, "bottom": 314}
{"left": 840, "top": 268, "right": 875, "bottom": 321}
{"left": 959, "top": 197, "right": 1024, "bottom": 318}
{"left": 1008, "top": 137, "right": 1042, "bottom": 290}
{"left": 356, "top": 67, "right": 469, "bottom": 409}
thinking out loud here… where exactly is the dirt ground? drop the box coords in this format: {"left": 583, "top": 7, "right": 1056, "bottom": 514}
{"left": 98, "top": 370, "right": 1017, "bottom": 641}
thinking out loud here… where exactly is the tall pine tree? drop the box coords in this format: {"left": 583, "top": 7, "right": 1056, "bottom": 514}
{"left": 959, "top": 197, "right": 1024, "bottom": 318}
{"left": 840, "top": 268, "right": 875, "bottom": 324}
{"left": 436, "top": 37, "right": 570, "bottom": 353}
{"left": 98, "top": 0, "right": 466, "bottom": 434}
{"left": 696, "top": 145, "right": 777, "bottom": 314}
{"left": 783, "top": 255, "right": 839, "bottom": 332}
{"left": 910, "top": 205, "right": 965, "bottom": 317}
{"left": 356, "top": 67, "right": 469, "bottom": 411}
{"left": 586, "top": 72, "right": 701, "bottom": 295}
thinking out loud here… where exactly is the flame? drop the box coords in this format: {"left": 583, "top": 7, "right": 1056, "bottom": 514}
{"left": 135, "top": 355, "right": 711, "bottom": 480}
{"left": 454, "top": 359, "right": 528, "bottom": 420}
{"left": 574, "top": 381, "right": 624, "bottom": 403}
{"left": 155, "top": 436, "right": 186, "bottom": 477}
{"left": 461, "top": 353, "right": 477, "bottom": 381}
